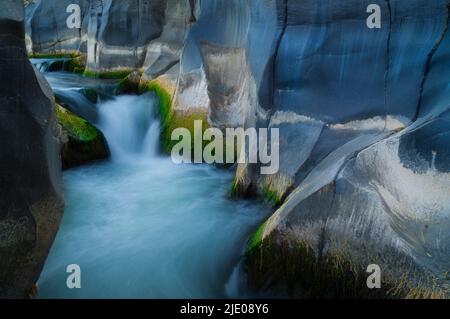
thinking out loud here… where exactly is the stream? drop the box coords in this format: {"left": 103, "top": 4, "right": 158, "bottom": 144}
{"left": 34, "top": 63, "right": 268, "bottom": 298}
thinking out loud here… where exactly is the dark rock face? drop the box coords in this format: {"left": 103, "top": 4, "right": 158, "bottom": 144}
{"left": 0, "top": 0, "right": 64, "bottom": 298}
{"left": 258, "top": 0, "right": 450, "bottom": 296}
{"left": 85, "top": 0, "right": 166, "bottom": 71}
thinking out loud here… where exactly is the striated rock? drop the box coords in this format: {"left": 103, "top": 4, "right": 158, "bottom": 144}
{"left": 26, "top": 0, "right": 90, "bottom": 54}
{"left": 0, "top": 0, "right": 64, "bottom": 298}
{"left": 141, "top": 0, "right": 195, "bottom": 82}
{"left": 199, "top": 43, "right": 259, "bottom": 130}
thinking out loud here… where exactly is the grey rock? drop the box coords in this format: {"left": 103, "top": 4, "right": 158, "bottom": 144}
{"left": 0, "top": 0, "right": 64, "bottom": 298}
{"left": 23, "top": 0, "right": 450, "bottom": 294}
{"left": 142, "top": 0, "right": 194, "bottom": 82}
{"left": 26, "top": 0, "right": 90, "bottom": 54}
{"left": 261, "top": 0, "right": 450, "bottom": 294}
{"left": 85, "top": 0, "right": 166, "bottom": 72}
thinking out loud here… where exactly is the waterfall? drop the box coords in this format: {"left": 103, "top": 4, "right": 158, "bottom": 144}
{"left": 35, "top": 69, "right": 268, "bottom": 299}
{"left": 30, "top": 58, "right": 72, "bottom": 72}
{"left": 97, "top": 94, "right": 160, "bottom": 162}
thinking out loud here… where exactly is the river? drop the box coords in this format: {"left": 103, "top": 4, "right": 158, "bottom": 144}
{"left": 33, "top": 62, "right": 268, "bottom": 299}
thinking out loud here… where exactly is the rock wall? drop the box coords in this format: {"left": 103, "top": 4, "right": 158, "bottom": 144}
{"left": 25, "top": 0, "right": 450, "bottom": 296}
{"left": 0, "top": 0, "right": 64, "bottom": 298}
{"left": 85, "top": 0, "right": 167, "bottom": 72}
{"left": 259, "top": 0, "right": 450, "bottom": 296}
{"left": 26, "top": 0, "right": 90, "bottom": 54}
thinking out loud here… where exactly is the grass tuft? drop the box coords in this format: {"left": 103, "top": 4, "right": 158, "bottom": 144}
{"left": 245, "top": 230, "right": 448, "bottom": 299}
{"left": 262, "top": 185, "right": 283, "bottom": 206}
{"left": 247, "top": 221, "right": 267, "bottom": 254}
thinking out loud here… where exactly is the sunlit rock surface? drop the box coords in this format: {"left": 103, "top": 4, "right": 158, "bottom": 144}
{"left": 0, "top": 0, "right": 64, "bottom": 298}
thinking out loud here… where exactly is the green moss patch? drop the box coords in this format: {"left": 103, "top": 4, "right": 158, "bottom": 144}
{"left": 83, "top": 69, "right": 133, "bottom": 80}
{"left": 65, "top": 58, "right": 85, "bottom": 74}
{"left": 56, "top": 104, "right": 109, "bottom": 169}
{"left": 56, "top": 105, "right": 98, "bottom": 141}
{"left": 262, "top": 185, "right": 283, "bottom": 207}
{"left": 247, "top": 221, "right": 267, "bottom": 254}
{"left": 163, "top": 110, "right": 209, "bottom": 154}
{"left": 245, "top": 231, "right": 447, "bottom": 299}
{"left": 231, "top": 178, "right": 240, "bottom": 196}
{"left": 139, "top": 80, "right": 209, "bottom": 154}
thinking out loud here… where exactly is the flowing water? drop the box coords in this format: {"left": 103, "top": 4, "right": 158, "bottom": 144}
{"left": 35, "top": 68, "right": 268, "bottom": 298}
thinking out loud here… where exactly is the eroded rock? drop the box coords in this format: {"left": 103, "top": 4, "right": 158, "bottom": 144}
{"left": 0, "top": 0, "right": 64, "bottom": 298}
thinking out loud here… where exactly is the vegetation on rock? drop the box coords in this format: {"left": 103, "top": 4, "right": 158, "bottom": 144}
{"left": 116, "top": 71, "right": 142, "bottom": 95}
{"left": 56, "top": 104, "right": 109, "bottom": 169}
{"left": 245, "top": 231, "right": 447, "bottom": 299}
{"left": 139, "top": 80, "right": 209, "bottom": 154}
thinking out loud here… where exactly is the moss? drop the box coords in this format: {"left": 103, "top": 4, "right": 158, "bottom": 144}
{"left": 51, "top": 58, "right": 84, "bottom": 73}
{"left": 83, "top": 69, "right": 132, "bottom": 80}
{"left": 139, "top": 80, "right": 209, "bottom": 154}
{"left": 245, "top": 231, "right": 448, "bottom": 299}
{"left": 247, "top": 221, "right": 267, "bottom": 254}
{"left": 164, "top": 111, "right": 209, "bottom": 154}
{"left": 56, "top": 104, "right": 109, "bottom": 169}
{"left": 231, "top": 178, "right": 240, "bottom": 196}
{"left": 56, "top": 105, "right": 98, "bottom": 141}
{"left": 262, "top": 185, "right": 283, "bottom": 206}
{"left": 65, "top": 58, "right": 84, "bottom": 73}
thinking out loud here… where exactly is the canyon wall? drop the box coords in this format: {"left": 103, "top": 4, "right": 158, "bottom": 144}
{"left": 25, "top": 0, "right": 450, "bottom": 297}
{"left": 26, "top": 0, "right": 90, "bottom": 53}
{"left": 1, "top": 0, "right": 64, "bottom": 298}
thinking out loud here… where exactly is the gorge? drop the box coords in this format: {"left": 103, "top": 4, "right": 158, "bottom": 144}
{"left": 0, "top": 0, "right": 449, "bottom": 298}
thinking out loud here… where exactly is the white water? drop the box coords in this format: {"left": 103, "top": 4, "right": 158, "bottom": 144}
{"left": 97, "top": 94, "right": 161, "bottom": 162}
{"left": 37, "top": 79, "right": 268, "bottom": 298}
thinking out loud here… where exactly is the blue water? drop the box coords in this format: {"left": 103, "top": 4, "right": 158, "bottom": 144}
{"left": 37, "top": 73, "right": 268, "bottom": 298}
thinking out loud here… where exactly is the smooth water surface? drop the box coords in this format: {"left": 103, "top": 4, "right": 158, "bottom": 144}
{"left": 36, "top": 69, "right": 268, "bottom": 298}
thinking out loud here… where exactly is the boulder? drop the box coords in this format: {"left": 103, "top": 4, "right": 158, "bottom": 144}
{"left": 56, "top": 104, "right": 110, "bottom": 170}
